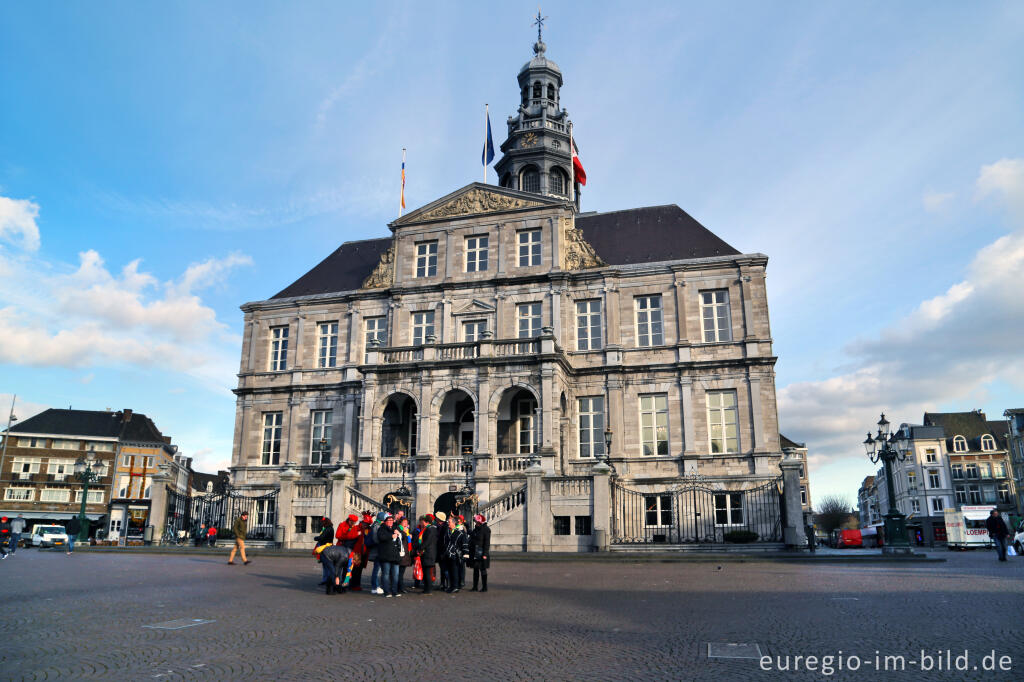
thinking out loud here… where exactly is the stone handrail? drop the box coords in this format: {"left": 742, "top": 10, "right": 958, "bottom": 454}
{"left": 549, "top": 477, "right": 591, "bottom": 498}
{"left": 381, "top": 347, "right": 424, "bottom": 364}
{"left": 346, "top": 486, "right": 386, "bottom": 513}
{"left": 493, "top": 339, "right": 539, "bottom": 357}
{"left": 496, "top": 456, "right": 529, "bottom": 473}
{"left": 479, "top": 484, "right": 527, "bottom": 523}
{"left": 295, "top": 482, "right": 327, "bottom": 499}
{"left": 438, "top": 342, "right": 479, "bottom": 360}
{"left": 438, "top": 457, "right": 462, "bottom": 474}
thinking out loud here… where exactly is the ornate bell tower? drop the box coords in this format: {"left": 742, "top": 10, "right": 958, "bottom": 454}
{"left": 494, "top": 13, "right": 579, "bottom": 207}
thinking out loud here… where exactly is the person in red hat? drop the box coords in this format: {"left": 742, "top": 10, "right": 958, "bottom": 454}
{"left": 335, "top": 514, "right": 365, "bottom": 590}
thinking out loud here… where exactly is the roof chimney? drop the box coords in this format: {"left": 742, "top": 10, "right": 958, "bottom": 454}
{"left": 122, "top": 409, "right": 133, "bottom": 422}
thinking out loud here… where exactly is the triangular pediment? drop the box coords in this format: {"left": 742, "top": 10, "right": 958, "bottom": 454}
{"left": 391, "top": 182, "right": 566, "bottom": 227}
{"left": 452, "top": 299, "right": 497, "bottom": 316}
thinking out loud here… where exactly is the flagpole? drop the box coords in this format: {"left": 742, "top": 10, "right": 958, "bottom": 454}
{"left": 399, "top": 148, "right": 406, "bottom": 217}
{"left": 569, "top": 121, "right": 576, "bottom": 207}
{"left": 484, "top": 104, "right": 489, "bottom": 184}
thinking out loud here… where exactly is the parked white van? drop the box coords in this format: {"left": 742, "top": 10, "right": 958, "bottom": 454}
{"left": 30, "top": 524, "right": 69, "bottom": 548}
{"left": 944, "top": 506, "right": 995, "bottom": 550}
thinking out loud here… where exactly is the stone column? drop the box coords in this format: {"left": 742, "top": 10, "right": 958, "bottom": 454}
{"left": 780, "top": 456, "right": 808, "bottom": 550}
{"left": 346, "top": 306, "right": 361, "bottom": 364}
{"left": 738, "top": 272, "right": 756, "bottom": 340}
{"left": 278, "top": 463, "right": 298, "bottom": 549}
{"left": 749, "top": 376, "right": 767, "bottom": 455}
{"left": 328, "top": 466, "right": 351, "bottom": 523}
{"left": 525, "top": 463, "right": 546, "bottom": 551}
{"left": 591, "top": 463, "right": 612, "bottom": 551}
{"left": 148, "top": 464, "right": 173, "bottom": 545}
{"left": 672, "top": 276, "right": 688, "bottom": 343}
{"left": 604, "top": 282, "right": 620, "bottom": 345}
{"left": 607, "top": 376, "right": 624, "bottom": 463}
{"left": 293, "top": 312, "right": 305, "bottom": 370}
{"left": 680, "top": 379, "right": 696, "bottom": 455}
{"left": 342, "top": 395, "right": 357, "bottom": 465}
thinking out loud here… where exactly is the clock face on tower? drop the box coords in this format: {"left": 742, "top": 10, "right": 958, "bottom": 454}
{"left": 521, "top": 132, "right": 537, "bottom": 148}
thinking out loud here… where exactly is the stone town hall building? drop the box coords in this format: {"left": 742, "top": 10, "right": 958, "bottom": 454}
{"left": 223, "top": 35, "right": 805, "bottom": 551}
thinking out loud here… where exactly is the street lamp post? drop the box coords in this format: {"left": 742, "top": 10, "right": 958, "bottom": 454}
{"left": 864, "top": 413, "right": 913, "bottom": 554}
{"left": 73, "top": 448, "right": 102, "bottom": 543}
{"left": 311, "top": 437, "right": 331, "bottom": 479}
{"left": 599, "top": 428, "right": 616, "bottom": 473}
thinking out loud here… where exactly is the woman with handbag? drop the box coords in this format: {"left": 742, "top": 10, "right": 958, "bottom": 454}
{"left": 468, "top": 513, "right": 490, "bottom": 592}
{"left": 397, "top": 517, "right": 413, "bottom": 594}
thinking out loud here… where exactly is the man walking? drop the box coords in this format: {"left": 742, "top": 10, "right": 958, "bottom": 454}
{"left": 986, "top": 509, "right": 1011, "bottom": 562}
{"left": 227, "top": 511, "right": 251, "bottom": 565}
{"left": 66, "top": 516, "right": 81, "bottom": 555}
{"left": 9, "top": 515, "right": 25, "bottom": 555}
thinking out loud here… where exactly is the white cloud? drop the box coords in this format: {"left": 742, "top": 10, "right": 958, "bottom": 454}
{"left": 0, "top": 195, "right": 41, "bottom": 252}
{"left": 922, "top": 190, "right": 954, "bottom": 213}
{"left": 779, "top": 158, "right": 1024, "bottom": 472}
{"left": 0, "top": 393, "right": 50, "bottom": 426}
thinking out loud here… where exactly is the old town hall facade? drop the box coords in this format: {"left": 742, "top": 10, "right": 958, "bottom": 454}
{"left": 225, "top": 36, "right": 805, "bottom": 552}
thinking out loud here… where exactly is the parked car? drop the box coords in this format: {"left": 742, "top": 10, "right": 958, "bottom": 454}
{"left": 30, "top": 524, "right": 69, "bottom": 548}
{"left": 1012, "top": 520, "right": 1024, "bottom": 555}
{"left": 830, "top": 529, "right": 863, "bottom": 548}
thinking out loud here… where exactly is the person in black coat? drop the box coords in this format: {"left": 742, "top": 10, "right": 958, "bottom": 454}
{"left": 416, "top": 516, "right": 439, "bottom": 594}
{"left": 469, "top": 514, "right": 491, "bottom": 592}
{"left": 315, "top": 517, "right": 334, "bottom": 585}
{"left": 376, "top": 515, "right": 403, "bottom": 597}
{"left": 986, "top": 510, "right": 1010, "bottom": 561}
{"left": 318, "top": 543, "right": 351, "bottom": 595}
{"left": 66, "top": 516, "right": 81, "bottom": 555}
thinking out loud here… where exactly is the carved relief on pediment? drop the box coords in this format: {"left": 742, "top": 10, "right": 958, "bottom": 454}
{"left": 417, "top": 188, "right": 545, "bottom": 221}
{"left": 362, "top": 245, "right": 395, "bottom": 289}
{"left": 562, "top": 216, "right": 606, "bottom": 270}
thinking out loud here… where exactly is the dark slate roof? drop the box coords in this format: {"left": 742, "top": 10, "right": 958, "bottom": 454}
{"left": 6, "top": 408, "right": 169, "bottom": 446}
{"left": 191, "top": 470, "right": 227, "bottom": 494}
{"left": 923, "top": 411, "right": 1004, "bottom": 452}
{"left": 575, "top": 204, "right": 740, "bottom": 265}
{"left": 268, "top": 204, "right": 741, "bottom": 300}
{"left": 779, "top": 434, "right": 805, "bottom": 449}
{"left": 271, "top": 237, "right": 392, "bottom": 299}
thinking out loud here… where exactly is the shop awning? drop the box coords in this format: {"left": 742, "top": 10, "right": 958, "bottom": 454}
{"left": 0, "top": 510, "right": 106, "bottom": 521}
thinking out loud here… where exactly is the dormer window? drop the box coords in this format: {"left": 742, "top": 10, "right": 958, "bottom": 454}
{"left": 547, "top": 83, "right": 555, "bottom": 101}
{"left": 981, "top": 435, "right": 995, "bottom": 451}
{"left": 533, "top": 81, "right": 542, "bottom": 98}
{"left": 549, "top": 168, "right": 566, "bottom": 195}
{"left": 953, "top": 435, "right": 967, "bottom": 452}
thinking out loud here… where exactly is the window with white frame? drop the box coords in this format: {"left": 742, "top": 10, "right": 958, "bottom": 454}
{"left": 925, "top": 449, "right": 937, "bottom": 463}
{"left": 928, "top": 469, "right": 941, "bottom": 488}
{"left": 415, "top": 241, "right": 438, "bottom": 278}
{"left": 800, "top": 487, "right": 807, "bottom": 505}
{"left": 411, "top": 311, "right": 435, "bottom": 346}
{"left": 88, "top": 441, "right": 116, "bottom": 452}
{"left": 117, "top": 476, "right": 129, "bottom": 498}
{"left": 518, "top": 229, "right": 541, "bottom": 267}
{"left": 979, "top": 463, "right": 991, "bottom": 478}
{"left": 517, "top": 302, "right": 542, "bottom": 339}
{"left": 462, "top": 319, "right": 487, "bottom": 343}
{"left": 983, "top": 485, "right": 997, "bottom": 503}
{"left": 965, "top": 463, "right": 979, "bottom": 478}
{"left": 706, "top": 390, "right": 739, "bottom": 454}
{"left": 955, "top": 486, "right": 967, "bottom": 504}
{"left": 4, "top": 487, "right": 33, "bottom": 501}
{"left": 75, "top": 489, "right": 104, "bottom": 504}
{"left": 910, "top": 498, "right": 921, "bottom": 513}
{"left": 364, "top": 316, "right": 387, "bottom": 361}
{"left": 143, "top": 485, "right": 151, "bottom": 499}
{"left": 516, "top": 399, "right": 536, "bottom": 454}
{"left": 634, "top": 295, "right": 664, "bottom": 347}
{"left": 644, "top": 494, "right": 672, "bottom": 527}
{"left": 310, "top": 410, "right": 332, "bottom": 465}
{"left": 269, "top": 325, "right": 289, "bottom": 371}
{"left": 52, "top": 439, "right": 79, "bottom": 450}
{"left": 714, "top": 493, "right": 744, "bottom": 525}
{"left": 968, "top": 484, "right": 982, "bottom": 504}
{"left": 951, "top": 464, "right": 964, "bottom": 479}
{"left": 465, "top": 235, "right": 489, "bottom": 272}
{"left": 261, "top": 412, "right": 283, "bottom": 465}
{"left": 575, "top": 299, "right": 602, "bottom": 351}
{"left": 16, "top": 437, "right": 43, "bottom": 448}
{"left": 317, "top": 322, "right": 338, "bottom": 368}
{"left": 993, "top": 462, "right": 1006, "bottom": 478}
{"left": 981, "top": 435, "right": 995, "bottom": 451}
{"left": 256, "top": 498, "right": 276, "bottom": 527}
{"left": 40, "top": 488, "right": 71, "bottom": 503}
{"left": 47, "top": 460, "right": 75, "bottom": 481}
{"left": 577, "top": 397, "right": 605, "bottom": 458}
{"left": 998, "top": 482, "right": 1011, "bottom": 503}
{"left": 639, "top": 394, "right": 669, "bottom": 456}
{"left": 952, "top": 435, "right": 967, "bottom": 452}
{"left": 907, "top": 471, "right": 917, "bottom": 490}
{"left": 13, "top": 457, "right": 40, "bottom": 479}
{"left": 700, "top": 290, "right": 732, "bottom": 343}
{"left": 931, "top": 497, "right": 946, "bottom": 512}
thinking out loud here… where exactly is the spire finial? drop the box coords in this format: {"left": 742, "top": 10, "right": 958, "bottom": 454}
{"left": 532, "top": 8, "right": 548, "bottom": 55}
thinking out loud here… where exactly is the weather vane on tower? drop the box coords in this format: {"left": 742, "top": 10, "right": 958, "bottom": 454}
{"left": 533, "top": 7, "right": 548, "bottom": 45}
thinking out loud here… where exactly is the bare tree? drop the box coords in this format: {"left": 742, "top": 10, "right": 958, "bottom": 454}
{"left": 815, "top": 495, "right": 854, "bottom": 533}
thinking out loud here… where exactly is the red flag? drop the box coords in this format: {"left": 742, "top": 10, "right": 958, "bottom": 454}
{"left": 572, "top": 138, "right": 587, "bottom": 186}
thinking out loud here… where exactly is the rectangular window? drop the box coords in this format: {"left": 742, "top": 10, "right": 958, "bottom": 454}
{"left": 965, "top": 463, "right": 979, "bottom": 478}
{"left": 75, "top": 489, "right": 104, "bottom": 504}
{"left": 644, "top": 494, "right": 672, "bottom": 526}
{"left": 714, "top": 493, "right": 744, "bottom": 525}
{"left": 364, "top": 316, "right": 387, "bottom": 361}
{"left": 639, "top": 394, "right": 669, "bottom": 456}
{"left": 968, "top": 484, "right": 982, "bottom": 504}
{"left": 907, "top": 471, "right": 917, "bottom": 490}
{"left": 261, "top": 412, "right": 283, "bottom": 466}
{"left": 931, "top": 497, "right": 946, "bottom": 513}
{"left": 993, "top": 462, "right": 1006, "bottom": 478}
{"left": 553, "top": 516, "right": 571, "bottom": 536}
{"left": 317, "top": 322, "right": 338, "bottom": 368}
{"left": 983, "top": 485, "right": 996, "bottom": 503}
{"left": 415, "top": 241, "right": 438, "bottom": 278}
{"left": 16, "top": 437, "right": 43, "bottom": 448}
{"left": 706, "top": 390, "right": 739, "bottom": 454}
{"left": 4, "top": 487, "right": 33, "bottom": 501}
{"left": 951, "top": 464, "right": 964, "bottom": 479}
{"left": 928, "top": 469, "right": 941, "bottom": 488}
{"left": 256, "top": 498, "right": 276, "bottom": 528}
{"left": 411, "top": 311, "right": 435, "bottom": 346}
{"left": 295, "top": 516, "right": 308, "bottom": 534}
{"left": 88, "top": 441, "right": 116, "bottom": 452}
{"left": 47, "top": 461, "right": 74, "bottom": 480}
{"left": 979, "top": 463, "right": 991, "bottom": 478}
{"left": 518, "top": 229, "right": 542, "bottom": 267}
{"left": 269, "top": 325, "right": 289, "bottom": 371}
{"left": 700, "top": 289, "right": 732, "bottom": 343}
{"left": 13, "top": 458, "right": 40, "bottom": 479}
{"left": 634, "top": 295, "right": 664, "bottom": 347}
{"left": 998, "top": 482, "right": 1011, "bottom": 503}
{"left": 925, "top": 449, "right": 937, "bottom": 463}
{"left": 955, "top": 486, "right": 967, "bottom": 504}
{"left": 910, "top": 499, "right": 920, "bottom": 513}
{"left": 40, "top": 488, "right": 71, "bottom": 503}
{"left": 310, "top": 410, "right": 332, "bottom": 465}
{"left": 465, "top": 235, "right": 489, "bottom": 273}
{"left": 575, "top": 299, "right": 602, "bottom": 351}
{"left": 577, "top": 397, "right": 605, "bottom": 459}
{"left": 517, "top": 302, "right": 542, "bottom": 339}
{"left": 800, "top": 486, "right": 807, "bottom": 505}
{"left": 462, "top": 320, "right": 487, "bottom": 343}
{"left": 52, "top": 439, "right": 79, "bottom": 450}
{"left": 575, "top": 516, "right": 592, "bottom": 535}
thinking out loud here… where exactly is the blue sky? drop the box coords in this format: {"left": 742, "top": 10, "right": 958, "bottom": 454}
{"left": 2, "top": 2, "right": 1023, "bottom": 504}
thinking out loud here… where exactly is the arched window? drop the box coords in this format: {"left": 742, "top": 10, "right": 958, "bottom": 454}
{"left": 549, "top": 168, "right": 566, "bottom": 195}
{"left": 953, "top": 435, "right": 967, "bottom": 452}
{"left": 547, "top": 83, "right": 556, "bottom": 101}
{"left": 522, "top": 167, "right": 540, "bottom": 193}
{"left": 533, "top": 81, "right": 542, "bottom": 98}
{"left": 500, "top": 173, "right": 512, "bottom": 189}
{"left": 981, "top": 435, "right": 995, "bottom": 451}
{"left": 522, "top": 86, "right": 528, "bottom": 104}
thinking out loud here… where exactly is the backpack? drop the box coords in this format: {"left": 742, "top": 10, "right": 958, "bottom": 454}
{"left": 364, "top": 521, "right": 381, "bottom": 547}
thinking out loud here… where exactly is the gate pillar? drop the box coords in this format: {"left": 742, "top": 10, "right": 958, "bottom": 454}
{"left": 525, "top": 463, "right": 546, "bottom": 551}
{"left": 278, "top": 463, "right": 298, "bottom": 549}
{"left": 591, "top": 463, "right": 612, "bottom": 551}
{"left": 328, "top": 466, "right": 350, "bottom": 523}
{"left": 780, "top": 456, "right": 807, "bottom": 550}
{"left": 149, "top": 465, "right": 173, "bottom": 545}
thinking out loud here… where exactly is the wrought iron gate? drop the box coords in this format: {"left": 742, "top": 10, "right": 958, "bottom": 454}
{"left": 611, "top": 477, "right": 783, "bottom": 545}
{"left": 165, "top": 488, "right": 280, "bottom": 542}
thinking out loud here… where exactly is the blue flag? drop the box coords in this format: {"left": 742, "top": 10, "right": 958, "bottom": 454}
{"left": 482, "top": 110, "right": 495, "bottom": 166}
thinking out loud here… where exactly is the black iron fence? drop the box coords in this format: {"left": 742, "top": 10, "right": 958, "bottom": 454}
{"left": 611, "top": 477, "right": 783, "bottom": 545}
{"left": 165, "top": 487, "right": 279, "bottom": 542}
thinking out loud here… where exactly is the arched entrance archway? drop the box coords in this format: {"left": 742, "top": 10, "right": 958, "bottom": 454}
{"left": 381, "top": 393, "right": 417, "bottom": 459}
{"left": 495, "top": 387, "right": 538, "bottom": 455}
{"left": 438, "top": 389, "right": 475, "bottom": 458}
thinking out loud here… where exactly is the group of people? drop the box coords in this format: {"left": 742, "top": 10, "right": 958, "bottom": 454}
{"left": 314, "top": 510, "right": 490, "bottom": 597}
{"left": 0, "top": 515, "right": 27, "bottom": 558}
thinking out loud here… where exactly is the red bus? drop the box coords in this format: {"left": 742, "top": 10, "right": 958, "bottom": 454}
{"left": 830, "top": 529, "right": 863, "bottom": 548}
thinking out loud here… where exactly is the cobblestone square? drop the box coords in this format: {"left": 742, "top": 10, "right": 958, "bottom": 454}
{"left": 3, "top": 550, "right": 1023, "bottom": 680}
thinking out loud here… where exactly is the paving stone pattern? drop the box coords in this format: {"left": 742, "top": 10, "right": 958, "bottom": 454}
{"left": 2, "top": 550, "right": 1023, "bottom": 680}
